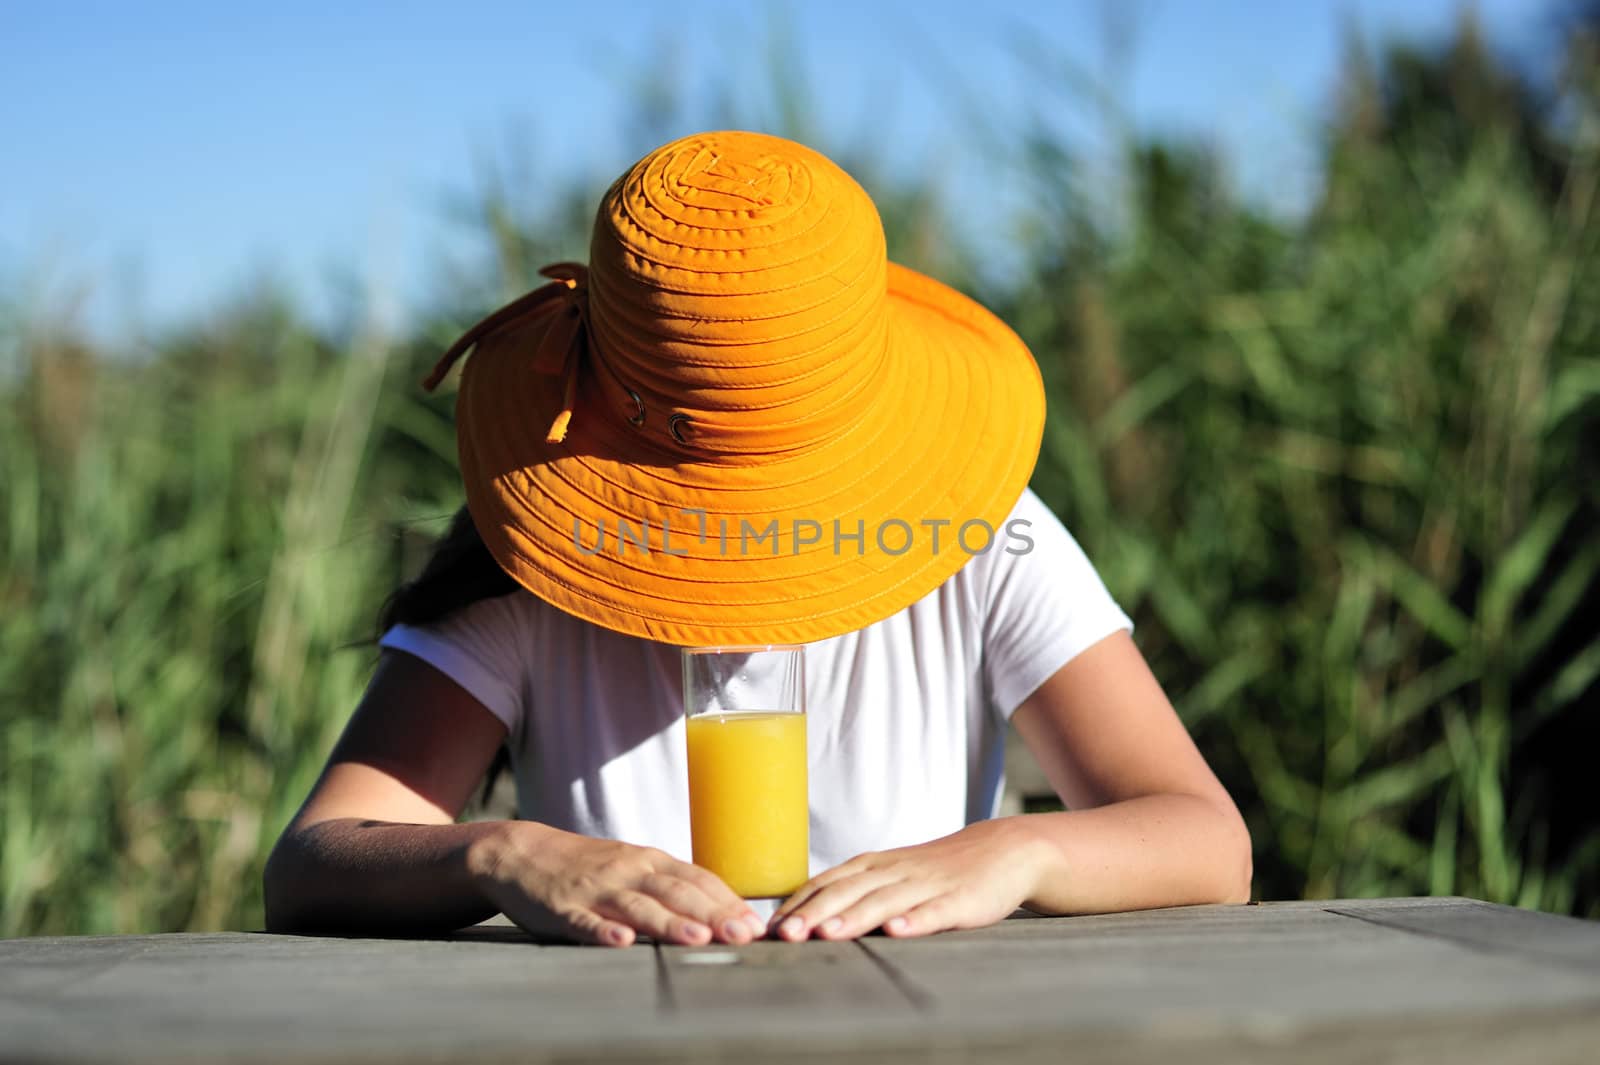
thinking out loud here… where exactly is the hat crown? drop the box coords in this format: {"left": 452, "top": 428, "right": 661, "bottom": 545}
{"left": 585, "top": 131, "right": 890, "bottom": 455}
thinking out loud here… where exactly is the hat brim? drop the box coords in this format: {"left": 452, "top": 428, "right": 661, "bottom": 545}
{"left": 455, "top": 262, "right": 1044, "bottom": 647}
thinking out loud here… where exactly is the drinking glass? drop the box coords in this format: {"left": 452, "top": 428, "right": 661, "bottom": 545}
{"left": 681, "top": 645, "right": 807, "bottom": 898}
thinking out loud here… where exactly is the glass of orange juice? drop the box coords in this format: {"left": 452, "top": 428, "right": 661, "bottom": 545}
{"left": 682, "top": 645, "right": 808, "bottom": 899}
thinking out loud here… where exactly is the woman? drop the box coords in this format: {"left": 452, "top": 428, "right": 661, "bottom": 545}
{"left": 263, "top": 131, "right": 1251, "bottom": 948}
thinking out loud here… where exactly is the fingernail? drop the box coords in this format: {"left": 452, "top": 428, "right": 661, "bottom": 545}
{"left": 822, "top": 916, "right": 843, "bottom": 936}
{"left": 681, "top": 922, "right": 709, "bottom": 942}
{"left": 745, "top": 914, "right": 766, "bottom": 938}
{"left": 606, "top": 926, "right": 629, "bottom": 945}
{"left": 887, "top": 916, "right": 908, "bottom": 933}
{"left": 781, "top": 916, "right": 804, "bottom": 939}
{"left": 721, "top": 919, "right": 748, "bottom": 942}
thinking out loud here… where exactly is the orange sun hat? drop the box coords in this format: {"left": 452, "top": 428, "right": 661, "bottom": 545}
{"left": 424, "top": 130, "right": 1045, "bottom": 647}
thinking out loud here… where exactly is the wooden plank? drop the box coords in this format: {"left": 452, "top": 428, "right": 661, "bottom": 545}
{"left": 857, "top": 902, "right": 1600, "bottom": 1043}
{"left": 1322, "top": 896, "right": 1600, "bottom": 973}
{"left": 650, "top": 938, "right": 926, "bottom": 1050}
{"left": 0, "top": 931, "right": 661, "bottom": 1064}
{"left": 578, "top": 1005, "right": 1600, "bottom": 1065}
{"left": 658, "top": 939, "right": 915, "bottom": 1013}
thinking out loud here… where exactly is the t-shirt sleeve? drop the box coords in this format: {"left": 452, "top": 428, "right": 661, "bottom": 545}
{"left": 377, "top": 593, "right": 528, "bottom": 733}
{"left": 981, "top": 488, "right": 1134, "bottom": 718}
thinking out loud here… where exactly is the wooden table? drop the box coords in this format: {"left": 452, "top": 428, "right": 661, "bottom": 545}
{"left": 3, "top": 897, "right": 1598, "bottom": 1064}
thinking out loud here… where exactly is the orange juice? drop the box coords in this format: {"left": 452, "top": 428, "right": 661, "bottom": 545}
{"left": 685, "top": 711, "right": 808, "bottom": 897}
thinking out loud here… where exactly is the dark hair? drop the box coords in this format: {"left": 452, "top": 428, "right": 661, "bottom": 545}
{"left": 379, "top": 504, "right": 519, "bottom": 810}
{"left": 379, "top": 505, "right": 519, "bottom": 633}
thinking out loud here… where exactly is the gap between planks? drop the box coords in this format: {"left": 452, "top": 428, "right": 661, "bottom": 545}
{"left": 854, "top": 938, "right": 936, "bottom": 1013}
{"left": 652, "top": 941, "right": 677, "bottom": 1014}
{"left": 1324, "top": 905, "right": 1600, "bottom": 976}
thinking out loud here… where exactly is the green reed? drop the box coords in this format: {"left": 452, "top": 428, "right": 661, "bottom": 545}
{"left": 1010, "top": 26, "right": 1599, "bottom": 914}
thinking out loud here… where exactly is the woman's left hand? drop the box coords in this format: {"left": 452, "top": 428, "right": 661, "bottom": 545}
{"left": 768, "top": 818, "right": 1050, "bottom": 941}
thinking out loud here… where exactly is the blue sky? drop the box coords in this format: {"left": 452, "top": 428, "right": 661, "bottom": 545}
{"left": 0, "top": 0, "right": 1552, "bottom": 340}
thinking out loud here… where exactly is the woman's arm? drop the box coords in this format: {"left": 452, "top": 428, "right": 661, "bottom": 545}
{"left": 1006, "top": 629, "right": 1252, "bottom": 914}
{"left": 263, "top": 650, "right": 518, "bottom": 935}
{"left": 263, "top": 650, "right": 762, "bottom": 946}
{"left": 768, "top": 631, "right": 1251, "bottom": 940}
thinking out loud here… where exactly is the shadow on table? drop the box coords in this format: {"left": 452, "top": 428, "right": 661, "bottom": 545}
{"left": 256, "top": 907, "right": 1061, "bottom": 947}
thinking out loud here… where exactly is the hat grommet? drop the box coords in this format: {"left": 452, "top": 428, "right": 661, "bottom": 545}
{"left": 668, "top": 413, "right": 694, "bottom": 445}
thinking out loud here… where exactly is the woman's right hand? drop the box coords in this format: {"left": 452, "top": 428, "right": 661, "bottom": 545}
{"left": 468, "top": 821, "right": 762, "bottom": 948}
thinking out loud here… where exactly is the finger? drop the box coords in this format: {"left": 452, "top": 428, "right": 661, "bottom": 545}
{"left": 771, "top": 868, "right": 868, "bottom": 936}
{"left": 641, "top": 873, "right": 757, "bottom": 944}
{"left": 817, "top": 880, "right": 943, "bottom": 941}
{"left": 670, "top": 860, "right": 752, "bottom": 912}
{"left": 778, "top": 870, "right": 902, "bottom": 942}
{"left": 769, "top": 857, "right": 875, "bottom": 930}
{"left": 666, "top": 862, "right": 764, "bottom": 940}
{"left": 493, "top": 895, "right": 635, "bottom": 948}
{"left": 550, "top": 905, "right": 637, "bottom": 948}
{"left": 883, "top": 894, "right": 963, "bottom": 938}
{"left": 596, "top": 889, "right": 713, "bottom": 946}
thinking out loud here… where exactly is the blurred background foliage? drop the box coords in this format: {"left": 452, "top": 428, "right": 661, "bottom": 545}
{"left": 2, "top": 11, "right": 1597, "bottom": 935}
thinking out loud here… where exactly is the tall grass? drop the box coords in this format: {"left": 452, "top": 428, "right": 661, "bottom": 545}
{"left": 1010, "top": 24, "right": 1600, "bottom": 912}
{"left": 1, "top": 20, "right": 1595, "bottom": 935}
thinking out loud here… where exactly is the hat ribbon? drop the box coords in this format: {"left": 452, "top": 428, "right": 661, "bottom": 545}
{"left": 422, "top": 262, "right": 591, "bottom": 444}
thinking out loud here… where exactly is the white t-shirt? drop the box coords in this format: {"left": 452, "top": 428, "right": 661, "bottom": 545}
{"left": 380, "top": 488, "right": 1131, "bottom": 878}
